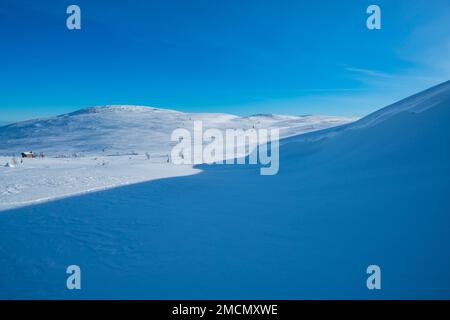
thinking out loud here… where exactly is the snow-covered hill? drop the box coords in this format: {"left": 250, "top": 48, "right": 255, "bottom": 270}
{"left": 0, "top": 106, "right": 355, "bottom": 156}
{"left": 1, "top": 81, "right": 449, "bottom": 299}
{"left": 0, "top": 107, "right": 354, "bottom": 210}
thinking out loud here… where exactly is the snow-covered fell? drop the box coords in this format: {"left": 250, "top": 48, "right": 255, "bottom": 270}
{"left": 0, "top": 106, "right": 355, "bottom": 156}
{"left": 0, "top": 107, "right": 354, "bottom": 210}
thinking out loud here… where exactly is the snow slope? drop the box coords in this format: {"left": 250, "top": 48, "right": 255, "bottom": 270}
{"left": 0, "top": 156, "right": 199, "bottom": 211}
{"left": 0, "top": 106, "right": 354, "bottom": 156}
{"left": 282, "top": 79, "right": 450, "bottom": 144}
{"left": 0, "top": 81, "right": 449, "bottom": 299}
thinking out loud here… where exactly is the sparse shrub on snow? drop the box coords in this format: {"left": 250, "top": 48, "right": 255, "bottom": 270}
{"left": 11, "top": 157, "right": 19, "bottom": 166}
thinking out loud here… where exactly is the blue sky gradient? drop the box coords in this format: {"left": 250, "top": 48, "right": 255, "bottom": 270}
{"left": 0, "top": 0, "right": 449, "bottom": 121}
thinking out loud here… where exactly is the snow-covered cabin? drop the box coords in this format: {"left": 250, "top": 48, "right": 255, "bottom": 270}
{"left": 21, "top": 151, "right": 36, "bottom": 158}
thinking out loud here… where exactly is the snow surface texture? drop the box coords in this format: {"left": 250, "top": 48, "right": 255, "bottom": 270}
{"left": 0, "top": 81, "right": 449, "bottom": 299}
{"left": 0, "top": 109, "right": 354, "bottom": 210}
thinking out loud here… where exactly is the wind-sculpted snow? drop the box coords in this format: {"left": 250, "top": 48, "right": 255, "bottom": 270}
{"left": 283, "top": 80, "right": 450, "bottom": 145}
{"left": 0, "top": 81, "right": 449, "bottom": 299}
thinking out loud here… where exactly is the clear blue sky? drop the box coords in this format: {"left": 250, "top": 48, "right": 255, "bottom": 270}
{"left": 0, "top": 0, "right": 449, "bottom": 121}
